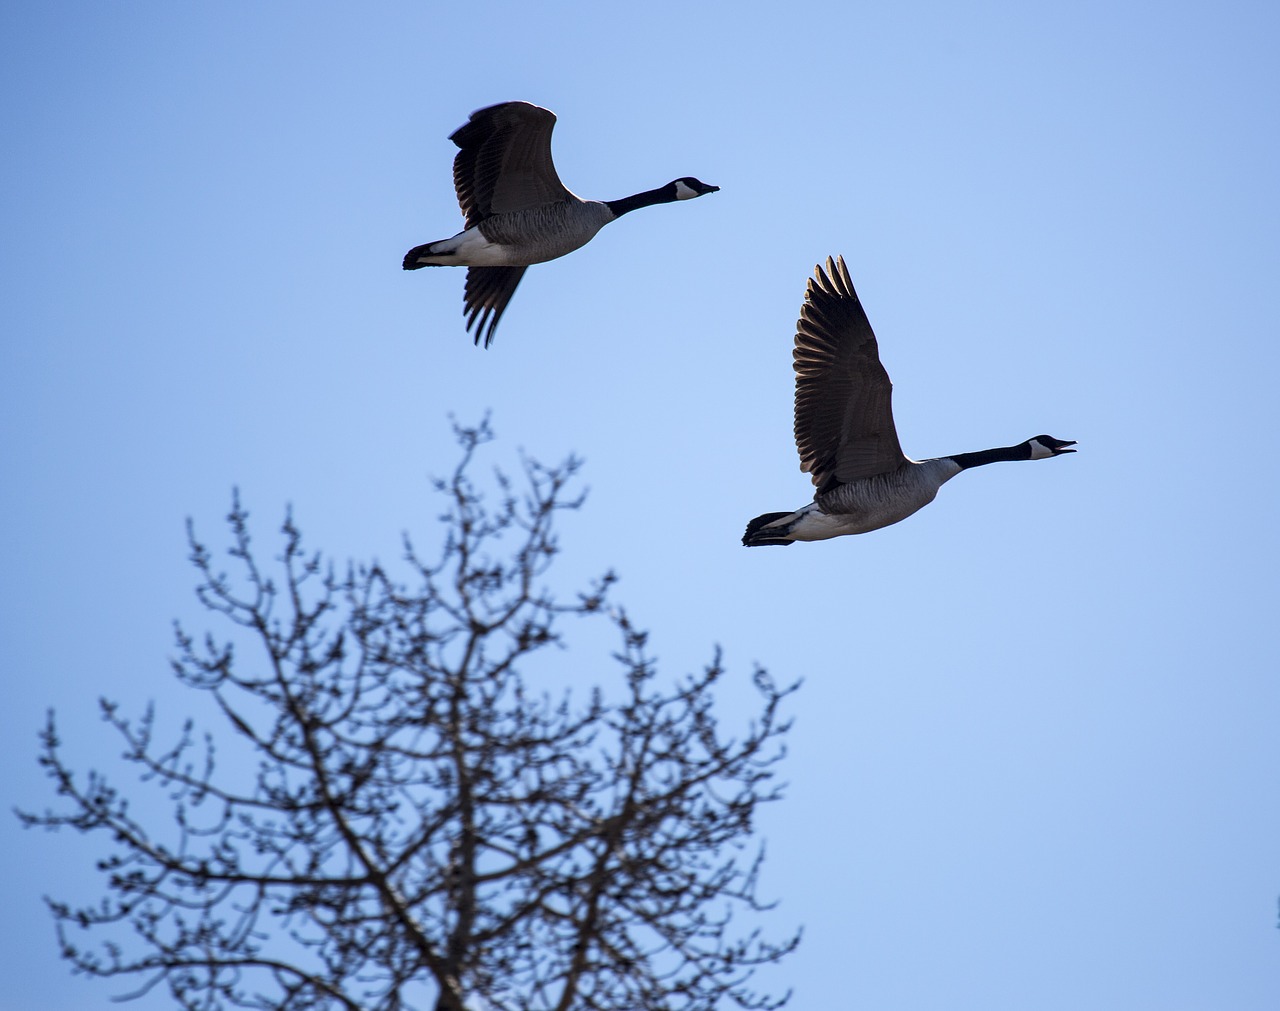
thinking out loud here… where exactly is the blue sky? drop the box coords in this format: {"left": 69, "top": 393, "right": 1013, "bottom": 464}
{"left": 2, "top": 3, "right": 1278, "bottom": 1008}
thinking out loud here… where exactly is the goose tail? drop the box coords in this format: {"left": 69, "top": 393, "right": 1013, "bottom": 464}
{"left": 742, "top": 511, "right": 798, "bottom": 547}
{"left": 402, "top": 240, "right": 452, "bottom": 270}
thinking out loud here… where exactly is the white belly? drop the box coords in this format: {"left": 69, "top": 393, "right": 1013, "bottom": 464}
{"left": 448, "top": 226, "right": 526, "bottom": 265}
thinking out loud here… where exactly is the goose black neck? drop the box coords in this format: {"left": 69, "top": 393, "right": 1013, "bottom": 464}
{"left": 949, "top": 443, "right": 1030, "bottom": 470}
{"left": 605, "top": 183, "right": 678, "bottom": 218}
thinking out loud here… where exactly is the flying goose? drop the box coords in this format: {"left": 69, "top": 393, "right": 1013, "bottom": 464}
{"left": 403, "top": 101, "right": 719, "bottom": 347}
{"left": 742, "top": 256, "right": 1075, "bottom": 546}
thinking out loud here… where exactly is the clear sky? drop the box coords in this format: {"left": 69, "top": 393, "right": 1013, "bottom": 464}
{"left": 3, "top": 3, "right": 1278, "bottom": 1009}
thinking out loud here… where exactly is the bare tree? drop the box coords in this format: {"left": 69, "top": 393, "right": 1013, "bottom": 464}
{"left": 20, "top": 422, "right": 798, "bottom": 1011}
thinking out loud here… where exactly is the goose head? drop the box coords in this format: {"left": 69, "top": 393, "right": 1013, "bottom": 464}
{"left": 671, "top": 177, "right": 720, "bottom": 200}
{"left": 1026, "top": 435, "right": 1077, "bottom": 459}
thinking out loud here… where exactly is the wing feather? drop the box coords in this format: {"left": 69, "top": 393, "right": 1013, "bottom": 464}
{"left": 449, "top": 102, "right": 571, "bottom": 227}
{"left": 463, "top": 266, "right": 528, "bottom": 348}
{"left": 792, "top": 256, "right": 906, "bottom": 491}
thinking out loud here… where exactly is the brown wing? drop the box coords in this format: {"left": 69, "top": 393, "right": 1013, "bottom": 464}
{"left": 792, "top": 256, "right": 906, "bottom": 492}
{"left": 463, "top": 266, "right": 527, "bottom": 348}
{"left": 449, "top": 102, "right": 572, "bottom": 227}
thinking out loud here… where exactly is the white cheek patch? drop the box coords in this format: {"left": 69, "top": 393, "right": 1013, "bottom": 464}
{"left": 673, "top": 179, "right": 699, "bottom": 200}
{"left": 1027, "top": 439, "right": 1054, "bottom": 460}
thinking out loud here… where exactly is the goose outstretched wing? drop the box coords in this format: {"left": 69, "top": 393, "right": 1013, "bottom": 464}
{"left": 449, "top": 101, "right": 572, "bottom": 227}
{"left": 793, "top": 256, "right": 906, "bottom": 492}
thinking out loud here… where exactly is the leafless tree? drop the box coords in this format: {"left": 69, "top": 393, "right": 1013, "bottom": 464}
{"left": 20, "top": 421, "right": 798, "bottom": 1011}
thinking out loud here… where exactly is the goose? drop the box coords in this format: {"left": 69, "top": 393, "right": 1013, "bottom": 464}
{"left": 403, "top": 101, "right": 719, "bottom": 347}
{"left": 742, "top": 256, "right": 1075, "bottom": 547}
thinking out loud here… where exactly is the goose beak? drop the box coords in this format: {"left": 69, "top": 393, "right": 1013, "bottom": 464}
{"left": 1057, "top": 440, "right": 1077, "bottom": 453}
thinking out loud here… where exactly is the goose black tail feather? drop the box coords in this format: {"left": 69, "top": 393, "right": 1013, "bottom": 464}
{"left": 742, "top": 512, "right": 796, "bottom": 547}
{"left": 403, "top": 243, "right": 446, "bottom": 270}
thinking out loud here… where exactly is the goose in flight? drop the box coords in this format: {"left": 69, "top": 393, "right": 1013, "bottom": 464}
{"left": 743, "top": 256, "right": 1075, "bottom": 546}
{"left": 403, "top": 101, "right": 719, "bottom": 347}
